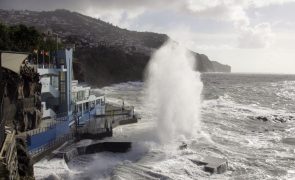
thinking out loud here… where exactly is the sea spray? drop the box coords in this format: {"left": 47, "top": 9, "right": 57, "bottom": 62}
{"left": 145, "top": 40, "right": 203, "bottom": 143}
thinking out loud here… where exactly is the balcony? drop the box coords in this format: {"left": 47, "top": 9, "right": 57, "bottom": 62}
{"left": 41, "top": 84, "right": 59, "bottom": 98}
{"left": 28, "top": 64, "right": 67, "bottom": 76}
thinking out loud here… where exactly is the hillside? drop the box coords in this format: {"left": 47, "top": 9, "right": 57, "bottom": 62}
{"left": 0, "top": 9, "right": 231, "bottom": 87}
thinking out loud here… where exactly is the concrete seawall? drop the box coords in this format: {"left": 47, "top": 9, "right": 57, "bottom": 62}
{"left": 53, "top": 141, "right": 132, "bottom": 163}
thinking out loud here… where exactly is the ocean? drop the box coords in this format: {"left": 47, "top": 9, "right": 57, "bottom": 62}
{"left": 34, "top": 73, "right": 295, "bottom": 180}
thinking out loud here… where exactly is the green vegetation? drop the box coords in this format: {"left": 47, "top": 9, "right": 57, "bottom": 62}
{"left": 0, "top": 23, "right": 62, "bottom": 52}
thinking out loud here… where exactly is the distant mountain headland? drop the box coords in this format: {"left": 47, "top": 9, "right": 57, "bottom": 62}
{"left": 0, "top": 9, "right": 231, "bottom": 87}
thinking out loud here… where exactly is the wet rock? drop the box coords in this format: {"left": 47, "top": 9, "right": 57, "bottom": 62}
{"left": 254, "top": 114, "right": 293, "bottom": 123}
{"left": 44, "top": 174, "right": 60, "bottom": 180}
{"left": 16, "top": 137, "right": 34, "bottom": 179}
{"left": 274, "top": 117, "right": 286, "bottom": 123}
{"left": 256, "top": 116, "right": 268, "bottom": 122}
{"left": 179, "top": 142, "right": 188, "bottom": 150}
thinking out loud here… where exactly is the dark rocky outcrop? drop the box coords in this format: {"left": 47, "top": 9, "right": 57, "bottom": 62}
{"left": 212, "top": 61, "right": 231, "bottom": 72}
{"left": 73, "top": 46, "right": 231, "bottom": 87}
{"left": 2, "top": 65, "right": 42, "bottom": 132}
{"left": 1, "top": 63, "right": 40, "bottom": 179}
{"left": 74, "top": 47, "right": 150, "bottom": 86}
{"left": 16, "top": 137, "right": 34, "bottom": 179}
{"left": 250, "top": 115, "right": 295, "bottom": 123}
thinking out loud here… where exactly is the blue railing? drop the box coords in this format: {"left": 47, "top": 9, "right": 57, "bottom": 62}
{"left": 29, "top": 133, "right": 73, "bottom": 156}
{"left": 26, "top": 103, "right": 134, "bottom": 155}
{"left": 26, "top": 104, "right": 100, "bottom": 152}
{"left": 77, "top": 106, "right": 98, "bottom": 125}
{"left": 27, "top": 119, "right": 70, "bottom": 151}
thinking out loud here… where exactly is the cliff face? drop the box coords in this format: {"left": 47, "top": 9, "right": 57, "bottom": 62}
{"left": 211, "top": 61, "right": 231, "bottom": 72}
{"left": 73, "top": 47, "right": 231, "bottom": 87}
{"left": 2, "top": 66, "right": 42, "bottom": 132}
{"left": 195, "top": 54, "right": 231, "bottom": 72}
{"left": 0, "top": 9, "right": 231, "bottom": 87}
{"left": 73, "top": 47, "right": 150, "bottom": 86}
{"left": 0, "top": 64, "right": 40, "bottom": 179}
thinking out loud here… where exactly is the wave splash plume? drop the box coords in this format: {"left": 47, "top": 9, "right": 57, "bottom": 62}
{"left": 145, "top": 40, "right": 203, "bottom": 143}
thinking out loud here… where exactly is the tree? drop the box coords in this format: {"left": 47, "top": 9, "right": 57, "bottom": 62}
{"left": 0, "top": 23, "right": 12, "bottom": 50}
{"left": 0, "top": 23, "right": 63, "bottom": 53}
{"left": 8, "top": 24, "right": 42, "bottom": 52}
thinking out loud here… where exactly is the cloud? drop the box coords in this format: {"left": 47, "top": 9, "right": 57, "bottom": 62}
{"left": 178, "top": 0, "right": 277, "bottom": 48}
{"left": 1, "top": 0, "right": 295, "bottom": 48}
{"left": 238, "top": 23, "right": 275, "bottom": 48}
{"left": 84, "top": 0, "right": 294, "bottom": 49}
{"left": 85, "top": 7, "right": 145, "bottom": 28}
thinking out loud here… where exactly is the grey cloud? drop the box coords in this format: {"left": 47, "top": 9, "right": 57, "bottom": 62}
{"left": 0, "top": 0, "right": 176, "bottom": 11}
{"left": 1, "top": 0, "right": 293, "bottom": 49}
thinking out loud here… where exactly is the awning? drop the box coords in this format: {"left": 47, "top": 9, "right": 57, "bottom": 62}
{"left": 1, "top": 52, "right": 28, "bottom": 74}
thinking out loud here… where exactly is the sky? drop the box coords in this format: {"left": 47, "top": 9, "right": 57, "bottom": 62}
{"left": 1, "top": 0, "right": 295, "bottom": 73}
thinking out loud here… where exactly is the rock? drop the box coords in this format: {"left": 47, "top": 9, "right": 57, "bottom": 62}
{"left": 16, "top": 137, "right": 34, "bottom": 178}
{"left": 179, "top": 142, "right": 188, "bottom": 150}
{"left": 191, "top": 156, "right": 228, "bottom": 174}
{"left": 255, "top": 115, "right": 291, "bottom": 123}
{"left": 256, "top": 116, "right": 268, "bottom": 122}
{"left": 45, "top": 174, "right": 60, "bottom": 180}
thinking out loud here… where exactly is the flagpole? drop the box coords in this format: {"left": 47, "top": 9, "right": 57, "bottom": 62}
{"left": 42, "top": 50, "right": 45, "bottom": 69}
{"left": 36, "top": 51, "right": 38, "bottom": 68}
{"left": 49, "top": 51, "right": 51, "bottom": 68}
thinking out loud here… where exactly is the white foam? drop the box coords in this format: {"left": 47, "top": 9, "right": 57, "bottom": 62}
{"left": 144, "top": 40, "right": 203, "bottom": 143}
{"left": 34, "top": 158, "right": 77, "bottom": 180}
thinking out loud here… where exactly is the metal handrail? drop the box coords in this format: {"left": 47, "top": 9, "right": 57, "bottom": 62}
{"left": 27, "top": 105, "right": 135, "bottom": 154}
{"left": 29, "top": 133, "right": 74, "bottom": 156}
{"left": 26, "top": 118, "right": 69, "bottom": 136}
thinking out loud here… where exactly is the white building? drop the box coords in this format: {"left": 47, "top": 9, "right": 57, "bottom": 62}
{"left": 38, "top": 48, "right": 73, "bottom": 118}
{"left": 72, "top": 80, "right": 105, "bottom": 118}
{"left": 33, "top": 48, "right": 106, "bottom": 126}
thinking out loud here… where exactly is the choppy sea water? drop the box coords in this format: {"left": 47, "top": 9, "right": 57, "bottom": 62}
{"left": 34, "top": 73, "right": 295, "bottom": 180}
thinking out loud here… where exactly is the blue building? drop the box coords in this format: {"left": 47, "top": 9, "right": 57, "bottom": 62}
{"left": 27, "top": 48, "right": 106, "bottom": 153}
{"left": 38, "top": 49, "right": 73, "bottom": 118}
